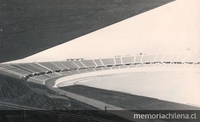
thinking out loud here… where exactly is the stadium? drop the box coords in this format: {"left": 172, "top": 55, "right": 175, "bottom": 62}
{"left": 0, "top": 0, "right": 200, "bottom": 122}
{"left": 1, "top": 53, "right": 200, "bottom": 121}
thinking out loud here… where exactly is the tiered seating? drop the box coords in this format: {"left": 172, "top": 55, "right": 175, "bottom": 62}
{"left": 114, "top": 57, "right": 122, "bottom": 65}
{"left": 1, "top": 53, "right": 199, "bottom": 87}
{"left": 94, "top": 59, "right": 104, "bottom": 66}
{"left": 12, "top": 64, "right": 37, "bottom": 73}
{"left": 101, "top": 58, "right": 115, "bottom": 66}
{"left": 73, "top": 61, "right": 85, "bottom": 69}
{"left": 46, "top": 73, "right": 61, "bottom": 78}
{"left": 122, "top": 56, "right": 134, "bottom": 64}
{"left": 38, "top": 62, "right": 61, "bottom": 71}
{"left": 17, "top": 63, "right": 45, "bottom": 73}
{"left": 198, "top": 56, "right": 200, "bottom": 63}
{"left": 0, "top": 67, "right": 22, "bottom": 78}
{"left": 62, "top": 71, "right": 74, "bottom": 75}
{"left": 27, "top": 77, "right": 45, "bottom": 85}
{"left": 142, "top": 55, "right": 157, "bottom": 63}
{"left": 162, "top": 54, "right": 178, "bottom": 62}
{"left": 0, "top": 64, "right": 31, "bottom": 76}
{"left": 135, "top": 55, "right": 142, "bottom": 63}
{"left": 45, "top": 73, "right": 61, "bottom": 78}
{"left": 154, "top": 54, "right": 165, "bottom": 62}
{"left": 174, "top": 53, "right": 187, "bottom": 63}
{"left": 184, "top": 53, "right": 200, "bottom": 63}
{"left": 31, "top": 63, "right": 50, "bottom": 71}
{"left": 60, "top": 61, "right": 79, "bottom": 70}
{"left": 0, "top": 74, "right": 93, "bottom": 110}
{"left": 1, "top": 53, "right": 200, "bottom": 117}
{"left": 81, "top": 60, "right": 96, "bottom": 68}
{"left": 50, "top": 61, "right": 68, "bottom": 70}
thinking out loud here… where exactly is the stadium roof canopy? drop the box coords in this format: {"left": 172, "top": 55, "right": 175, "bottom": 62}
{"left": 0, "top": 0, "right": 174, "bottom": 63}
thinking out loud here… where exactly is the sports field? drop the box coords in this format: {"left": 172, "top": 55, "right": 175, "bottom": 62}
{"left": 60, "top": 71, "right": 200, "bottom": 108}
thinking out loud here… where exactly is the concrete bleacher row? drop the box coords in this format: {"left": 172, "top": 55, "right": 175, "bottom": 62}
{"left": 0, "top": 53, "right": 199, "bottom": 84}
{"left": 0, "top": 74, "right": 98, "bottom": 111}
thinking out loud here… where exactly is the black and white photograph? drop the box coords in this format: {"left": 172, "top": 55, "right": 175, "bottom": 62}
{"left": 0, "top": 0, "right": 200, "bottom": 121}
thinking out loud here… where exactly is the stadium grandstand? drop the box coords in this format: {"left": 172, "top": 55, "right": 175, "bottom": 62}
{"left": 1, "top": 53, "right": 200, "bottom": 121}
{"left": 0, "top": 53, "right": 199, "bottom": 84}
{"left": 1, "top": 0, "right": 200, "bottom": 121}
